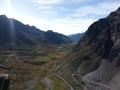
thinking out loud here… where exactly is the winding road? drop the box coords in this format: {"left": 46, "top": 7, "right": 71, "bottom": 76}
{"left": 72, "top": 73, "right": 113, "bottom": 90}
{"left": 42, "top": 60, "right": 115, "bottom": 90}
{"left": 52, "top": 73, "right": 74, "bottom": 90}
{"left": 49, "top": 61, "right": 113, "bottom": 90}
{"left": 72, "top": 74, "right": 87, "bottom": 90}
{"left": 50, "top": 61, "right": 74, "bottom": 90}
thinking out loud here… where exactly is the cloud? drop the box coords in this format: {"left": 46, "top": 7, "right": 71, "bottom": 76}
{"left": 0, "top": 0, "right": 14, "bottom": 16}
{"left": 34, "top": 0, "right": 120, "bottom": 19}
{"left": 34, "top": 0, "right": 63, "bottom": 5}
{"left": 37, "top": 5, "right": 53, "bottom": 10}
{"left": 34, "top": 0, "right": 95, "bottom": 17}
{"left": 32, "top": 0, "right": 120, "bottom": 35}
{"left": 6, "top": 13, "right": 95, "bottom": 35}
{"left": 1, "top": 0, "right": 120, "bottom": 35}
{"left": 11, "top": 0, "right": 120, "bottom": 35}
{"left": 66, "top": 0, "right": 95, "bottom": 4}
{"left": 34, "top": 0, "right": 89, "bottom": 5}
{"left": 34, "top": 0, "right": 64, "bottom": 18}
{"left": 72, "top": 1, "right": 120, "bottom": 18}
{"left": 36, "top": 5, "right": 58, "bottom": 17}
{"left": 51, "top": 18, "right": 96, "bottom": 35}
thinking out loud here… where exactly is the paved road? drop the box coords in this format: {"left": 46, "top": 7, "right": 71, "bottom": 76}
{"left": 52, "top": 73, "right": 74, "bottom": 90}
{"left": 47, "top": 62, "right": 74, "bottom": 90}
{"left": 72, "top": 73, "right": 113, "bottom": 90}
{"left": 72, "top": 74, "right": 87, "bottom": 90}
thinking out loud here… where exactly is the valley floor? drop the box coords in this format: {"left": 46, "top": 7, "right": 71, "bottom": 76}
{"left": 0, "top": 43, "right": 75, "bottom": 90}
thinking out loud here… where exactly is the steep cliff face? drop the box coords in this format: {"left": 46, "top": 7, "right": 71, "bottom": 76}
{"left": 74, "top": 7, "right": 120, "bottom": 64}
{"left": 57, "top": 7, "right": 120, "bottom": 90}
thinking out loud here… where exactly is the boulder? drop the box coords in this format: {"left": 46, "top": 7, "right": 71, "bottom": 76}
{"left": 0, "top": 74, "right": 10, "bottom": 90}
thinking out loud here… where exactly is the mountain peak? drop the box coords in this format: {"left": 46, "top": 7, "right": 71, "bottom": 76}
{"left": 0, "top": 15, "right": 7, "bottom": 18}
{"left": 108, "top": 7, "right": 120, "bottom": 18}
{"left": 117, "top": 7, "right": 120, "bottom": 12}
{"left": 0, "top": 15, "right": 8, "bottom": 21}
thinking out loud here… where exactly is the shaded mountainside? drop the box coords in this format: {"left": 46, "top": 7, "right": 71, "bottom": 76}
{"left": 68, "top": 33, "right": 85, "bottom": 42}
{"left": 44, "top": 30, "right": 72, "bottom": 44}
{"left": 74, "top": 7, "right": 120, "bottom": 62}
{"left": 0, "top": 15, "right": 72, "bottom": 48}
{"left": 57, "top": 7, "right": 120, "bottom": 90}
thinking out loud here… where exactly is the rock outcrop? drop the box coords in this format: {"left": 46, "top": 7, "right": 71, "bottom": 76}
{"left": 0, "top": 74, "right": 10, "bottom": 90}
{"left": 75, "top": 7, "right": 120, "bottom": 90}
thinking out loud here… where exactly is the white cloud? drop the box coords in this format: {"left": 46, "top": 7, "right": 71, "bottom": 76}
{"left": 0, "top": 0, "right": 14, "bottom": 16}
{"left": 34, "top": 0, "right": 62, "bottom": 18}
{"left": 34, "top": 0, "right": 63, "bottom": 5}
{"left": 37, "top": 6, "right": 57, "bottom": 17}
{"left": 98, "top": 1, "right": 120, "bottom": 11}
{"left": 34, "top": 0, "right": 98, "bottom": 19}
{"left": 37, "top": 5, "right": 56, "bottom": 13}
{"left": 37, "top": 5, "right": 53, "bottom": 10}
{"left": 51, "top": 18, "right": 96, "bottom": 35}
{"left": 67, "top": 0, "right": 94, "bottom": 4}
{"left": 1, "top": 0, "right": 120, "bottom": 35}
{"left": 72, "top": 1, "right": 120, "bottom": 18}
{"left": 34, "top": 0, "right": 96, "bottom": 6}
{"left": 5, "top": 13, "right": 95, "bottom": 35}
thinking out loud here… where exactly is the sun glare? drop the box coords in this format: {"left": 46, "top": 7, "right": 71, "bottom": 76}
{"left": 6, "top": 0, "right": 13, "bottom": 16}
{"left": 6, "top": 0, "right": 16, "bottom": 46}
{"left": 9, "top": 19, "right": 15, "bottom": 45}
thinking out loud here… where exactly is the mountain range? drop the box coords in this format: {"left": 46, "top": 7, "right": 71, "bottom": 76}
{"left": 1, "top": 7, "right": 120, "bottom": 90}
{"left": 57, "top": 7, "right": 120, "bottom": 90}
{"left": 0, "top": 15, "right": 72, "bottom": 49}
{"left": 68, "top": 33, "right": 84, "bottom": 42}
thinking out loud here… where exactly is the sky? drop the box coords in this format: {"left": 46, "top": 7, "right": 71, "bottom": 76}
{"left": 0, "top": 0, "right": 120, "bottom": 35}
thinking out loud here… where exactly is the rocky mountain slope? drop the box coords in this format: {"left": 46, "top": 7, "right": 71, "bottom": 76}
{"left": 0, "top": 15, "right": 72, "bottom": 49}
{"left": 57, "top": 7, "right": 120, "bottom": 90}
